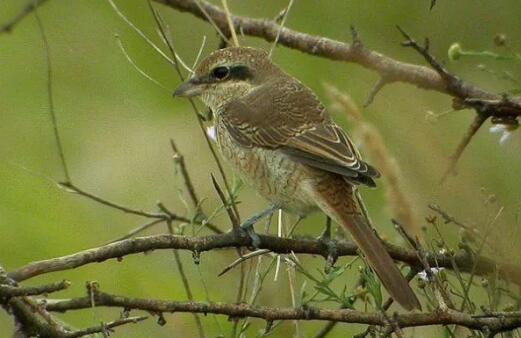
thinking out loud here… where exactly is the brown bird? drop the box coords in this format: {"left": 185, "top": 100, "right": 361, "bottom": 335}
{"left": 174, "top": 47, "right": 420, "bottom": 310}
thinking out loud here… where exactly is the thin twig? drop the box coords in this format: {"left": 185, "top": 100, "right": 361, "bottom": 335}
{"left": 107, "top": 0, "right": 175, "bottom": 66}
{"left": 116, "top": 34, "right": 170, "bottom": 91}
{"left": 441, "top": 113, "right": 488, "bottom": 182}
{"left": 461, "top": 207, "right": 504, "bottom": 312}
{"left": 191, "top": 35, "right": 207, "bottom": 70}
{"left": 210, "top": 174, "right": 239, "bottom": 230}
{"left": 0, "top": 280, "right": 70, "bottom": 298}
{"left": 57, "top": 182, "right": 165, "bottom": 219}
{"left": 65, "top": 315, "right": 148, "bottom": 338}
{"left": 0, "top": 0, "right": 50, "bottom": 34}
{"left": 220, "top": 0, "right": 239, "bottom": 47}
{"left": 268, "top": 0, "right": 294, "bottom": 58}
{"left": 146, "top": 0, "right": 240, "bottom": 222}
{"left": 107, "top": 219, "right": 165, "bottom": 243}
{"left": 170, "top": 138, "right": 201, "bottom": 215}
{"left": 193, "top": 0, "right": 230, "bottom": 43}
{"left": 218, "top": 249, "right": 271, "bottom": 276}
{"left": 34, "top": 7, "right": 71, "bottom": 183}
{"left": 209, "top": 173, "right": 246, "bottom": 336}
{"left": 166, "top": 222, "right": 206, "bottom": 338}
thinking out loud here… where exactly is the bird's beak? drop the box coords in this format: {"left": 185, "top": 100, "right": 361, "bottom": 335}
{"left": 173, "top": 77, "right": 205, "bottom": 98}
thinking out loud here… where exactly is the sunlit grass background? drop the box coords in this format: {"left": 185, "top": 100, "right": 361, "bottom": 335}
{"left": 1, "top": 0, "right": 521, "bottom": 337}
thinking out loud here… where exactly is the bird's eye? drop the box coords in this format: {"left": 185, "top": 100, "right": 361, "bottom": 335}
{"left": 211, "top": 66, "right": 230, "bottom": 80}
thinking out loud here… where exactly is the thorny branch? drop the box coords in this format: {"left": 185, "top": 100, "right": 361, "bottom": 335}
{"left": 0, "top": 265, "right": 145, "bottom": 337}
{"left": 7, "top": 231, "right": 521, "bottom": 286}
{"left": 43, "top": 287, "right": 521, "bottom": 334}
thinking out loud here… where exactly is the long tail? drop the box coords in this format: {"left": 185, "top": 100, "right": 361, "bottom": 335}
{"left": 311, "top": 181, "right": 421, "bottom": 311}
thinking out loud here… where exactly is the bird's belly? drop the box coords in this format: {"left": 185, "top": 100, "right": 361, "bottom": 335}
{"left": 216, "top": 127, "right": 318, "bottom": 215}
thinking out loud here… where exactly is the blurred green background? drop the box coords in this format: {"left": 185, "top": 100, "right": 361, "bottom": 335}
{"left": 1, "top": 0, "right": 520, "bottom": 337}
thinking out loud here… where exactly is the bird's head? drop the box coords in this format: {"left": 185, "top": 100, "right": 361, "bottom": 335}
{"left": 174, "top": 47, "right": 278, "bottom": 111}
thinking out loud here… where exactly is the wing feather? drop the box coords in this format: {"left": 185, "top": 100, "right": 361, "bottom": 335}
{"left": 220, "top": 79, "right": 379, "bottom": 187}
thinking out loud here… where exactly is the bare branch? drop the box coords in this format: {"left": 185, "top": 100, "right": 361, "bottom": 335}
{"left": 8, "top": 297, "right": 69, "bottom": 337}
{"left": 363, "top": 77, "right": 388, "bottom": 107}
{"left": 0, "top": 265, "right": 70, "bottom": 337}
{"left": 0, "top": 280, "right": 70, "bottom": 298}
{"left": 155, "top": 0, "right": 521, "bottom": 110}
{"left": 146, "top": 0, "right": 241, "bottom": 221}
{"left": 170, "top": 138, "right": 200, "bottom": 213}
{"left": 45, "top": 289, "right": 521, "bottom": 334}
{"left": 211, "top": 174, "right": 239, "bottom": 231}
{"left": 7, "top": 231, "right": 521, "bottom": 287}
{"left": 65, "top": 316, "right": 148, "bottom": 338}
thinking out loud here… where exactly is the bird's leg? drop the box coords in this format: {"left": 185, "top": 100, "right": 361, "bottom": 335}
{"left": 239, "top": 205, "right": 279, "bottom": 248}
{"left": 318, "top": 216, "right": 332, "bottom": 241}
{"left": 318, "top": 216, "right": 338, "bottom": 273}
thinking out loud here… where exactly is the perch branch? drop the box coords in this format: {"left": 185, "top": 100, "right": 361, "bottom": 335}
{"left": 8, "top": 232, "right": 521, "bottom": 287}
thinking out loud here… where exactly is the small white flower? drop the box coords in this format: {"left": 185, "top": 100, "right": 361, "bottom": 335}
{"left": 418, "top": 267, "right": 444, "bottom": 281}
{"left": 206, "top": 125, "right": 217, "bottom": 142}
{"left": 489, "top": 124, "right": 516, "bottom": 145}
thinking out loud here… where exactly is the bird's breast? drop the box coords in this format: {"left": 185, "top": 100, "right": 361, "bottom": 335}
{"left": 214, "top": 120, "right": 319, "bottom": 215}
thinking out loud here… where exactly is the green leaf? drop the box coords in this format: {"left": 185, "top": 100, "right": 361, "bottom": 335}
{"left": 361, "top": 268, "right": 383, "bottom": 310}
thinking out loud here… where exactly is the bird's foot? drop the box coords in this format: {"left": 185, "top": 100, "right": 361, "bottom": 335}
{"left": 317, "top": 216, "right": 332, "bottom": 242}
{"left": 238, "top": 205, "right": 278, "bottom": 248}
{"left": 317, "top": 217, "right": 338, "bottom": 273}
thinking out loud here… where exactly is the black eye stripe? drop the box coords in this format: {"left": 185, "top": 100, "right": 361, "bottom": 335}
{"left": 208, "top": 65, "right": 252, "bottom": 82}
{"left": 229, "top": 65, "right": 252, "bottom": 80}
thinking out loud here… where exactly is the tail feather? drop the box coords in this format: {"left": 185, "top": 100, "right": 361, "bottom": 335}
{"left": 340, "top": 213, "right": 421, "bottom": 310}
{"left": 310, "top": 181, "right": 421, "bottom": 310}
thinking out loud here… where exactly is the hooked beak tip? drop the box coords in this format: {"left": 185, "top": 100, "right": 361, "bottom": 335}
{"left": 173, "top": 79, "right": 203, "bottom": 98}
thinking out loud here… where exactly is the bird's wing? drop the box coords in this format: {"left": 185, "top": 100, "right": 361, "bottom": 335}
{"left": 221, "top": 79, "right": 379, "bottom": 186}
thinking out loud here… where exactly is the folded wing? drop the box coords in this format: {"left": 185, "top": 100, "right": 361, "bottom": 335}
{"left": 221, "top": 79, "right": 379, "bottom": 187}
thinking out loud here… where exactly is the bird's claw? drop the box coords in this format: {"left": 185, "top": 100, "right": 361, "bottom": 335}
{"left": 237, "top": 205, "right": 278, "bottom": 249}
{"left": 317, "top": 217, "right": 337, "bottom": 273}
{"left": 240, "top": 222, "right": 261, "bottom": 248}
{"left": 317, "top": 216, "right": 332, "bottom": 242}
